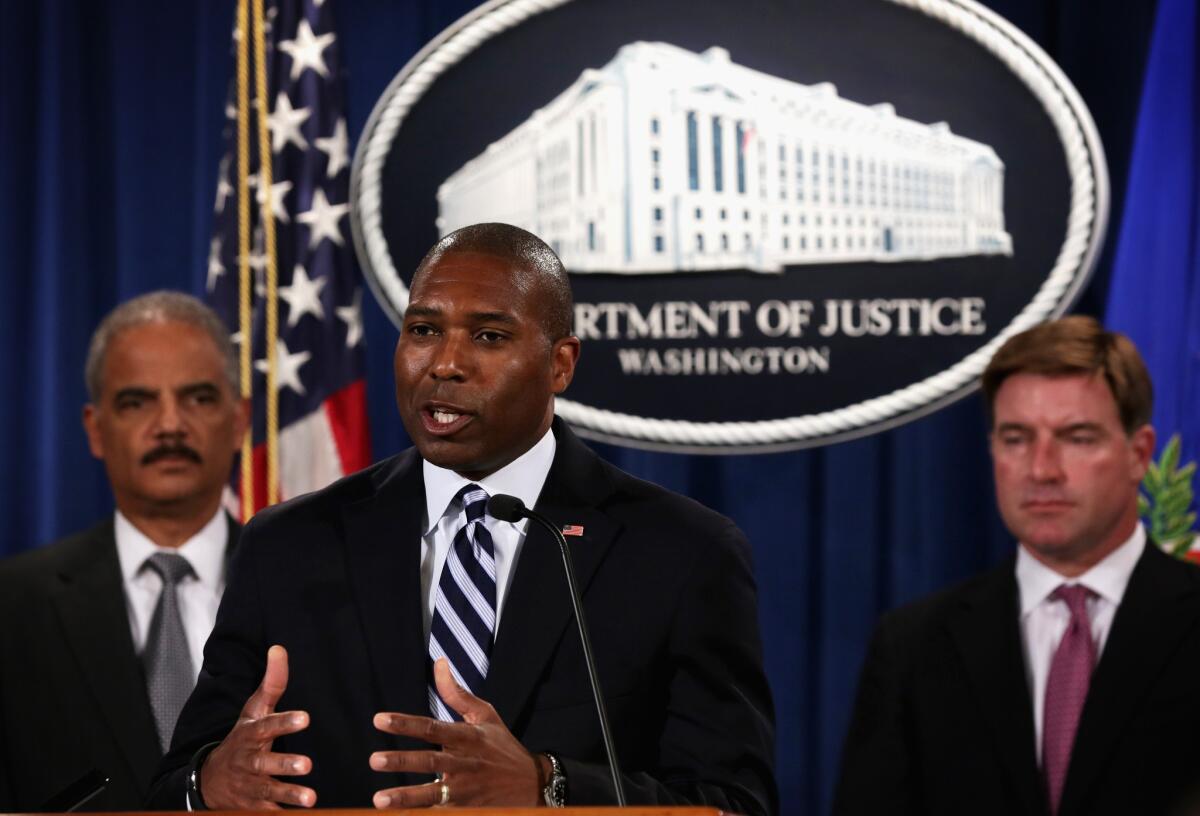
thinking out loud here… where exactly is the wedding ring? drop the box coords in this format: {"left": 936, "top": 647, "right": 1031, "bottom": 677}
{"left": 438, "top": 782, "right": 450, "bottom": 806}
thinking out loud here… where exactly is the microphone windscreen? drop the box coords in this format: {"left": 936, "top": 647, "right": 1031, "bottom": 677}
{"left": 488, "top": 493, "right": 527, "bottom": 522}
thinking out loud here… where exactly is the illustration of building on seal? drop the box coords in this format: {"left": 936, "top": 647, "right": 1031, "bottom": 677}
{"left": 437, "top": 41, "right": 1012, "bottom": 274}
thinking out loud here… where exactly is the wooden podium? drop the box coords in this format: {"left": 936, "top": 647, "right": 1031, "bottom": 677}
{"left": 4, "top": 810, "right": 729, "bottom": 816}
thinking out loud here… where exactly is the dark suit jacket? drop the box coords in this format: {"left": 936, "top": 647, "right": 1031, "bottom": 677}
{"left": 0, "top": 516, "right": 239, "bottom": 812}
{"left": 834, "top": 543, "right": 1200, "bottom": 816}
{"left": 149, "top": 421, "right": 777, "bottom": 814}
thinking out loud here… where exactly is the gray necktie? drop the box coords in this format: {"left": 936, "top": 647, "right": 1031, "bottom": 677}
{"left": 141, "top": 552, "right": 196, "bottom": 753}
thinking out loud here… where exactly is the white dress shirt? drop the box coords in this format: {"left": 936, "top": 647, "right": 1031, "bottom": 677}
{"left": 420, "top": 427, "right": 556, "bottom": 641}
{"left": 1016, "top": 524, "right": 1145, "bottom": 763}
{"left": 114, "top": 508, "right": 228, "bottom": 680}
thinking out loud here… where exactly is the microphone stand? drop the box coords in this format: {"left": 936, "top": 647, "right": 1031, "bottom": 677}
{"left": 489, "top": 495, "right": 628, "bottom": 806}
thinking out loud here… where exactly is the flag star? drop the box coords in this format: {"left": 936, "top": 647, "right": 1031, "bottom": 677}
{"left": 296, "top": 188, "right": 350, "bottom": 247}
{"left": 278, "top": 19, "right": 335, "bottom": 80}
{"left": 230, "top": 330, "right": 244, "bottom": 348}
{"left": 279, "top": 265, "right": 327, "bottom": 327}
{"left": 225, "top": 101, "right": 237, "bottom": 120}
{"left": 241, "top": 230, "right": 269, "bottom": 297}
{"left": 257, "top": 178, "right": 293, "bottom": 223}
{"left": 336, "top": 288, "right": 364, "bottom": 348}
{"left": 206, "top": 237, "right": 226, "bottom": 292}
{"left": 256, "top": 338, "right": 311, "bottom": 396}
{"left": 268, "top": 93, "right": 310, "bottom": 153}
{"left": 214, "top": 157, "right": 233, "bottom": 213}
{"left": 315, "top": 119, "right": 350, "bottom": 178}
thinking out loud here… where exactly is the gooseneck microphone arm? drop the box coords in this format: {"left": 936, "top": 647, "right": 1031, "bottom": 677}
{"left": 487, "top": 494, "right": 628, "bottom": 807}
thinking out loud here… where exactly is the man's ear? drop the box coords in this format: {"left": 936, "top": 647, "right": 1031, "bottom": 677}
{"left": 550, "top": 336, "right": 581, "bottom": 395}
{"left": 1129, "top": 424, "right": 1156, "bottom": 481}
{"left": 82, "top": 404, "right": 104, "bottom": 459}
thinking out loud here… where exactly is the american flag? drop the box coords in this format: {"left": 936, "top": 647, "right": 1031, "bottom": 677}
{"left": 207, "top": 0, "right": 370, "bottom": 516}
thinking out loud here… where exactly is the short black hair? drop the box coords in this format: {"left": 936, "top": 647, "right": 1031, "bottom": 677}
{"left": 413, "top": 223, "right": 573, "bottom": 341}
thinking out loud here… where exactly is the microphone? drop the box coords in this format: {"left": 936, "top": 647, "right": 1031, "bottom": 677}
{"left": 487, "top": 494, "right": 628, "bottom": 806}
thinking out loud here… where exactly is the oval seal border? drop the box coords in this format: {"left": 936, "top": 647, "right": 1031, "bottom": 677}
{"left": 350, "top": 0, "right": 1110, "bottom": 454}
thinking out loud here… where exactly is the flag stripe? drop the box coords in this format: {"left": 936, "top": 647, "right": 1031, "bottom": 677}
{"left": 324, "top": 379, "right": 371, "bottom": 473}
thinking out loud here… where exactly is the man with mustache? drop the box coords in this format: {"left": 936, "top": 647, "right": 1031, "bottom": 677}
{"left": 148, "top": 223, "right": 776, "bottom": 814}
{"left": 835, "top": 316, "right": 1200, "bottom": 816}
{"left": 0, "top": 292, "right": 248, "bottom": 811}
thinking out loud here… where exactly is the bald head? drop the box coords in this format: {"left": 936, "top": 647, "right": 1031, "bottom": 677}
{"left": 414, "top": 223, "right": 573, "bottom": 341}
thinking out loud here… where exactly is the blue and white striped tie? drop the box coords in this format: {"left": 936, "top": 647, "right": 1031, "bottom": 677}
{"left": 428, "top": 484, "right": 497, "bottom": 721}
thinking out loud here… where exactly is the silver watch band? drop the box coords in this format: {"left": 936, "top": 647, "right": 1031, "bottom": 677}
{"left": 541, "top": 752, "right": 567, "bottom": 807}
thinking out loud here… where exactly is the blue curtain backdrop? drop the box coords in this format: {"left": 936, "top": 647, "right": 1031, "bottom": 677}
{"left": 1106, "top": 0, "right": 1200, "bottom": 472}
{"left": 0, "top": 1, "right": 1172, "bottom": 814}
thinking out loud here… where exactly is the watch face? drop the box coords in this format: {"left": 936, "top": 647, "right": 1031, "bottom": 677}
{"left": 548, "top": 775, "right": 567, "bottom": 807}
{"left": 542, "top": 755, "right": 567, "bottom": 807}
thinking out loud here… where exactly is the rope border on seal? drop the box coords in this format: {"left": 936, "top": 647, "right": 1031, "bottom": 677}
{"left": 350, "top": 0, "right": 1109, "bottom": 453}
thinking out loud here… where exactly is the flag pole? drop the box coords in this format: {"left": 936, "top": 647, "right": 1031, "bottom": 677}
{"left": 251, "top": 0, "right": 280, "bottom": 506}
{"left": 235, "top": 0, "right": 254, "bottom": 520}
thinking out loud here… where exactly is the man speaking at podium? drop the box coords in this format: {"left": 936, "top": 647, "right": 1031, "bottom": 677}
{"left": 149, "top": 223, "right": 776, "bottom": 813}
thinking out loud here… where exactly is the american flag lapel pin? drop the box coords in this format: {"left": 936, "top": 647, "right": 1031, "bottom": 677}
{"left": 562, "top": 524, "right": 585, "bottom": 537}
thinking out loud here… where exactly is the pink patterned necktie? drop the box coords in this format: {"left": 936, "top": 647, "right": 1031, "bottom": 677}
{"left": 1042, "top": 584, "right": 1097, "bottom": 815}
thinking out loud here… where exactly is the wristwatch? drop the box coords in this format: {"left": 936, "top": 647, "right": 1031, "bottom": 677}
{"left": 541, "top": 752, "right": 567, "bottom": 807}
{"left": 185, "top": 742, "right": 220, "bottom": 811}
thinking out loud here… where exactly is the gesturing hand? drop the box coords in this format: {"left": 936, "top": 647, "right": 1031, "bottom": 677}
{"left": 369, "top": 658, "right": 545, "bottom": 808}
{"left": 199, "top": 645, "right": 317, "bottom": 809}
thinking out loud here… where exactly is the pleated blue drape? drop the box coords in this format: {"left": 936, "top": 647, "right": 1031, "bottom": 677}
{"left": 0, "top": 1, "right": 1166, "bottom": 813}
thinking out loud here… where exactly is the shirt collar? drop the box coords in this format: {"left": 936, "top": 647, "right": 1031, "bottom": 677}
{"left": 114, "top": 507, "right": 229, "bottom": 589}
{"left": 1016, "top": 523, "right": 1146, "bottom": 616}
{"left": 422, "top": 426, "right": 557, "bottom": 534}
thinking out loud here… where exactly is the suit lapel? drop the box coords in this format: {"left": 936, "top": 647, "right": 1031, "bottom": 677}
{"left": 50, "top": 525, "right": 161, "bottom": 797}
{"left": 486, "top": 423, "right": 621, "bottom": 727}
{"left": 946, "top": 566, "right": 1044, "bottom": 815}
{"left": 342, "top": 452, "right": 431, "bottom": 723}
{"left": 1059, "top": 546, "right": 1200, "bottom": 815}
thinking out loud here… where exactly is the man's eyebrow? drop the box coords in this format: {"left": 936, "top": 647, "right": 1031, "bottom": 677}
{"left": 178, "top": 382, "right": 221, "bottom": 397}
{"left": 404, "top": 305, "right": 520, "bottom": 325}
{"left": 994, "top": 421, "right": 1030, "bottom": 434}
{"left": 405, "top": 305, "right": 441, "bottom": 319}
{"left": 468, "top": 311, "right": 519, "bottom": 326}
{"left": 112, "top": 386, "right": 157, "bottom": 402}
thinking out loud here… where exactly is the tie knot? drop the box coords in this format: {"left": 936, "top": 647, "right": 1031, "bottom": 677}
{"left": 1051, "top": 583, "right": 1093, "bottom": 619}
{"left": 459, "top": 484, "right": 489, "bottom": 523}
{"left": 143, "top": 551, "right": 195, "bottom": 586}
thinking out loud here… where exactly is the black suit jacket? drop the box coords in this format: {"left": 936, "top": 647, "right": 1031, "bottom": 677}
{"left": 0, "top": 516, "right": 239, "bottom": 812}
{"left": 834, "top": 543, "right": 1200, "bottom": 816}
{"left": 149, "top": 421, "right": 777, "bottom": 814}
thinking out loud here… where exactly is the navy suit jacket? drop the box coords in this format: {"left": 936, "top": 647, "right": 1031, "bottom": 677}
{"left": 0, "top": 516, "right": 238, "bottom": 812}
{"left": 834, "top": 543, "right": 1200, "bottom": 816}
{"left": 149, "top": 421, "right": 777, "bottom": 814}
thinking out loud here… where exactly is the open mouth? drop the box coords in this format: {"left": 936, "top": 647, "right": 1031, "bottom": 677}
{"left": 421, "top": 406, "right": 473, "bottom": 436}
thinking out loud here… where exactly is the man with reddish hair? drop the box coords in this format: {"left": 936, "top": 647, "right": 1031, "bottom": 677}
{"left": 836, "top": 316, "right": 1200, "bottom": 816}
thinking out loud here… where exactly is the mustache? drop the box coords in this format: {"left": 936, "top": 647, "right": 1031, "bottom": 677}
{"left": 141, "top": 444, "right": 202, "bottom": 466}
